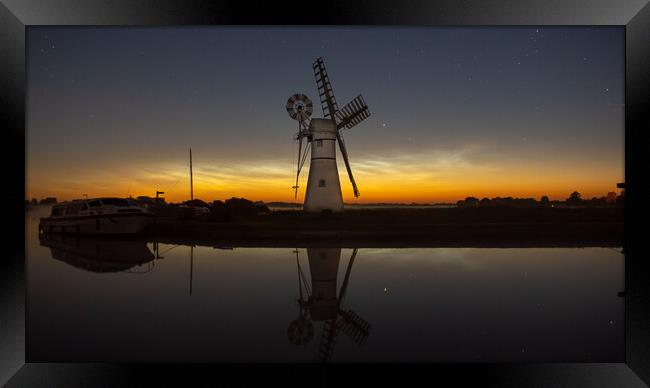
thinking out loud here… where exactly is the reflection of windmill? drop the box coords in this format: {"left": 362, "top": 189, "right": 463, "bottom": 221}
{"left": 287, "top": 248, "right": 371, "bottom": 362}
{"left": 286, "top": 57, "right": 370, "bottom": 212}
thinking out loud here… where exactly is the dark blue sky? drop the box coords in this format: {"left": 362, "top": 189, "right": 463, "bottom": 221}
{"left": 27, "top": 27, "right": 624, "bottom": 202}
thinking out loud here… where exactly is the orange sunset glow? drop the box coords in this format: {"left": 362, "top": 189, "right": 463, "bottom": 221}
{"left": 27, "top": 145, "right": 623, "bottom": 203}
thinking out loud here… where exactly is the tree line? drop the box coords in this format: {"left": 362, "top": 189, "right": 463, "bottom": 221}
{"left": 456, "top": 191, "right": 624, "bottom": 208}
{"left": 26, "top": 197, "right": 58, "bottom": 206}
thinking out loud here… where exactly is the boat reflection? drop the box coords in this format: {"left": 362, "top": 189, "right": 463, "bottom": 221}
{"left": 39, "top": 233, "right": 155, "bottom": 273}
{"left": 289, "top": 248, "right": 371, "bottom": 362}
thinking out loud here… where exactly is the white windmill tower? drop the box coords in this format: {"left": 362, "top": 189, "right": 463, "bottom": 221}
{"left": 286, "top": 57, "right": 371, "bottom": 212}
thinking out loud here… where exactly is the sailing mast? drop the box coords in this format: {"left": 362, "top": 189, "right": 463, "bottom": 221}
{"left": 189, "top": 148, "right": 194, "bottom": 202}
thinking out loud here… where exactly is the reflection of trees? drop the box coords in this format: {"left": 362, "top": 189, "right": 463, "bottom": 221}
{"left": 287, "top": 248, "right": 371, "bottom": 362}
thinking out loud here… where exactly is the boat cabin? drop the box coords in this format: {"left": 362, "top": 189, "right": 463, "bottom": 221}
{"left": 49, "top": 198, "right": 146, "bottom": 218}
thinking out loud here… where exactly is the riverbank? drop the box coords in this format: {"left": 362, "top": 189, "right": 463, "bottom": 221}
{"left": 148, "top": 207, "right": 623, "bottom": 248}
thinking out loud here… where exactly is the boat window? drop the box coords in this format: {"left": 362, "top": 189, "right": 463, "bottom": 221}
{"left": 88, "top": 200, "right": 101, "bottom": 208}
{"left": 65, "top": 203, "right": 80, "bottom": 215}
{"left": 51, "top": 206, "right": 65, "bottom": 216}
{"left": 319, "top": 179, "right": 326, "bottom": 187}
{"left": 100, "top": 198, "right": 129, "bottom": 207}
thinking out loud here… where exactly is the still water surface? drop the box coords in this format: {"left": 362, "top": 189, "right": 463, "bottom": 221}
{"left": 26, "top": 207, "right": 624, "bottom": 362}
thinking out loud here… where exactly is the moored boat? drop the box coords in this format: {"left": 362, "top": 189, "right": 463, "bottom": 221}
{"left": 39, "top": 197, "right": 154, "bottom": 235}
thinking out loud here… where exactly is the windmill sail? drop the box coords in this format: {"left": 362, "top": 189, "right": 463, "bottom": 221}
{"left": 335, "top": 95, "right": 370, "bottom": 130}
{"left": 338, "top": 309, "right": 371, "bottom": 346}
{"left": 313, "top": 57, "right": 339, "bottom": 120}
{"left": 337, "top": 131, "right": 360, "bottom": 198}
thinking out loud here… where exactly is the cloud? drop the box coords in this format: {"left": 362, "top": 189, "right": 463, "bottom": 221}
{"left": 350, "top": 143, "right": 501, "bottom": 181}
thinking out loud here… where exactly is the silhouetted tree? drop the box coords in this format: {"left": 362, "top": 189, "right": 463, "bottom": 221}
{"left": 224, "top": 197, "right": 270, "bottom": 214}
{"left": 605, "top": 192, "right": 617, "bottom": 204}
{"left": 208, "top": 197, "right": 270, "bottom": 222}
{"left": 30, "top": 198, "right": 38, "bottom": 205}
{"left": 566, "top": 191, "right": 582, "bottom": 205}
{"left": 540, "top": 196, "right": 549, "bottom": 206}
{"left": 460, "top": 197, "right": 479, "bottom": 208}
{"left": 616, "top": 191, "right": 624, "bottom": 206}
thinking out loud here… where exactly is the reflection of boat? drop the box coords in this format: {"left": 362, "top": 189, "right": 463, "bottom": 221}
{"left": 39, "top": 197, "right": 153, "bottom": 235}
{"left": 288, "top": 248, "right": 371, "bottom": 362}
{"left": 39, "top": 233, "right": 155, "bottom": 273}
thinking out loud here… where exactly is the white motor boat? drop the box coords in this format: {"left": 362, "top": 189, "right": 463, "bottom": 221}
{"left": 39, "top": 197, "right": 154, "bottom": 235}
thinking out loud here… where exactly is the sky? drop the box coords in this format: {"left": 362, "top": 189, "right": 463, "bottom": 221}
{"left": 26, "top": 26, "right": 624, "bottom": 203}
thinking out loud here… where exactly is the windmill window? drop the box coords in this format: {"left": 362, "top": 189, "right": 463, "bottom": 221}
{"left": 316, "top": 140, "right": 323, "bottom": 147}
{"left": 319, "top": 179, "right": 326, "bottom": 187}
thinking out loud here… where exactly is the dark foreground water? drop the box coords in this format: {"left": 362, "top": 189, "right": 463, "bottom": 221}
{"left": 26, "top": 207, "right": 624, "bottom": 362}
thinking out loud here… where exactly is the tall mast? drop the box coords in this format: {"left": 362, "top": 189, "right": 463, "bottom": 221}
{"left": 189, "top": 148, "right": 193, "bottom": 201}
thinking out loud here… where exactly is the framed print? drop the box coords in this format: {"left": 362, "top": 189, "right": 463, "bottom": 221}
{"left": 2, "top": 0, "right": 649, "bottom": 386}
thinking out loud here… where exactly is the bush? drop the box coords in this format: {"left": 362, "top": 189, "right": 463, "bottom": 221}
{"left": 207, "top": 197, "right": 270, "bottom": 222}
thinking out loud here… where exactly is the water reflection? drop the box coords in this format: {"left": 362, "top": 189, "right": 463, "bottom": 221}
{"left": 289, "top": 248, "right": 371, "bottom": 362}
{"left": 39, "top": 233, "right": 155, "bottom": 273}
{"left": 29, "top": 230, "right": 624, "bottom": 362}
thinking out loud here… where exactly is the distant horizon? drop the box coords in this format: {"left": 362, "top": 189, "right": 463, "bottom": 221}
{"left": 27, "top": 189, "right": 622, "bottom": 205}
{"left": 27, "top": 27, "right": 624, "bottom": 203}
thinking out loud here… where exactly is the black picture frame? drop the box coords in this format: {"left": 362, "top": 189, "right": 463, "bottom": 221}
{"left": 2, "top": 0, "right": 649, "bottom": 385}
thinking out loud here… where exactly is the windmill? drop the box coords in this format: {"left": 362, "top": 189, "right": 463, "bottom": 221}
{"left": 287, "top": 248, "right": 371, "bottom": 362}
{"left": 286, "top": 57, "right": 370, "bottom": 212}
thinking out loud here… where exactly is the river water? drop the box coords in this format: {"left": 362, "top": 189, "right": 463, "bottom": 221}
{"left": 26, "top": 206, "right": 624, "bottom": 362}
